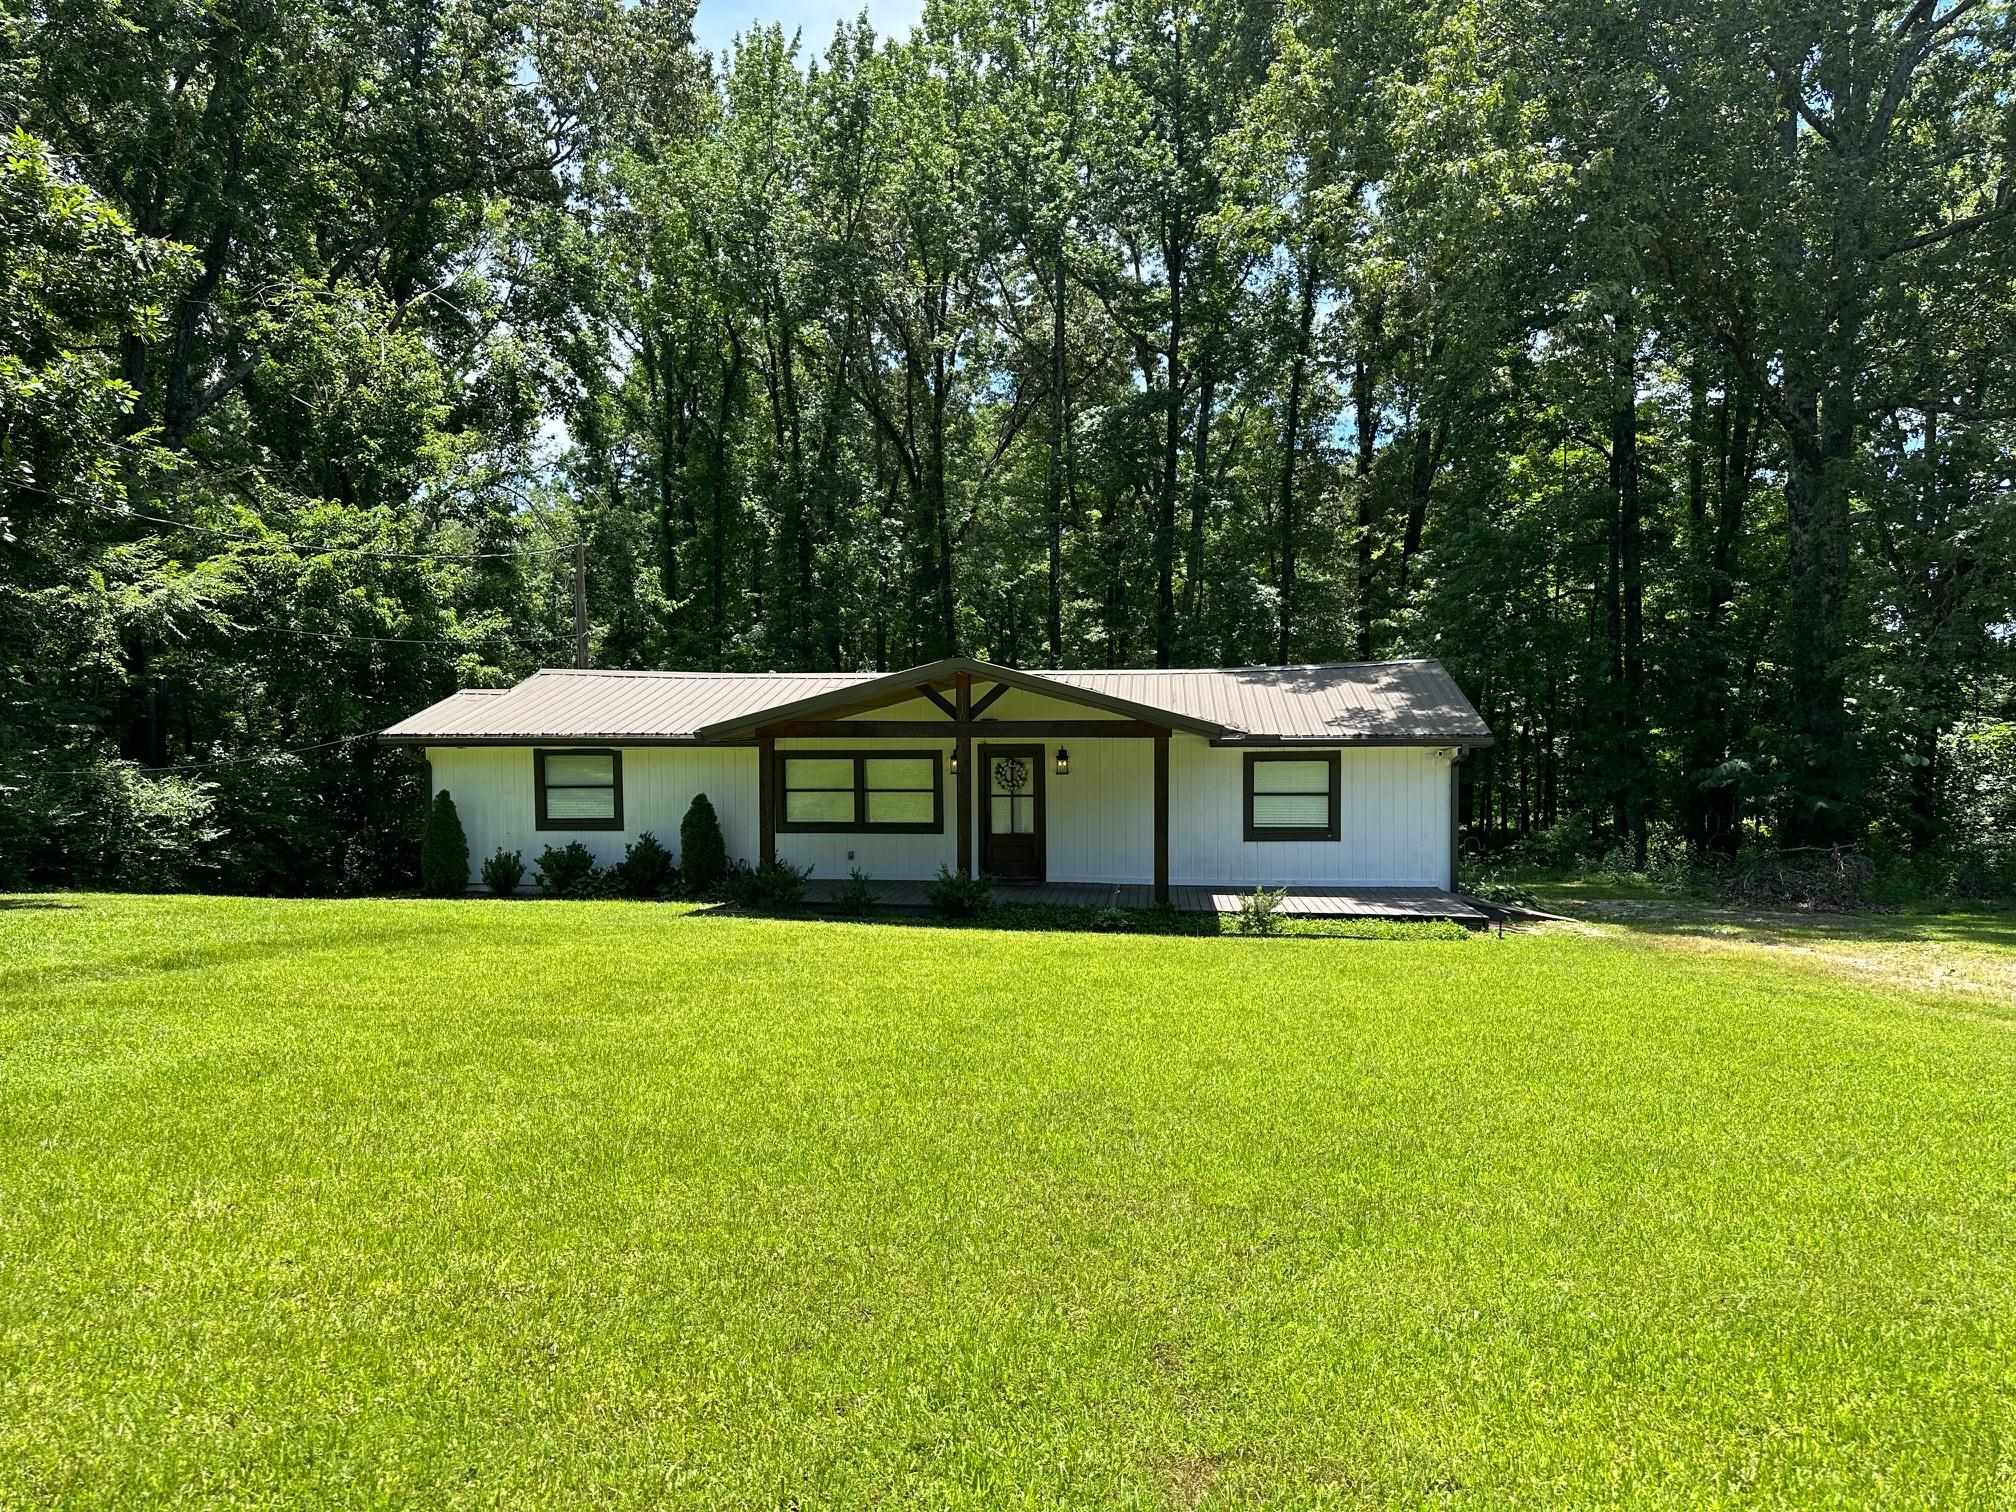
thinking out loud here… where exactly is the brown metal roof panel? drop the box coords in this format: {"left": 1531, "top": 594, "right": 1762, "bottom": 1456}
{"left": 384, "top": 660, "right": 1489, "bottom": 744}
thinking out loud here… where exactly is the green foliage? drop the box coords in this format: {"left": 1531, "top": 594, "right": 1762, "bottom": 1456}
{"left": 1464, "top": 873, "right": 1538, "bottom": 908}
{"left": 533, "top": 842, "right": 598, "bottom": 898}
{"left": 678, "top": 795, "right": 728, "bottom": 897}
{"left": 6, "top": 761, "right": 223, "bottom": 891}
{"left": 618, "top": 831, "right": 677, "bottom": 899}
{"left": 3, "top": 0, "right": 2013, "bottom": 896}
{"left": 830, "top": 866, "right": 878, "bottom": 915}
{"left": 926, "top": 867, "right": 993, "bottom": 919}
{"left": 723, "top": 859, "right": 812, "bottom": 911}
{"left": 1231, "top": 884, "right": 1288, "bottom": 936}
{"left": 418, "top": 792, "right": 468, "bottom": 898}
{"left": 480, "top": 849, "right": 525, "bottom": 897}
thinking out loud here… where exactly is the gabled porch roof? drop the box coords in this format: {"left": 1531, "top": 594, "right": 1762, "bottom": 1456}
{"left": 692, "top": 655, "right": 1227, "bottom": 741}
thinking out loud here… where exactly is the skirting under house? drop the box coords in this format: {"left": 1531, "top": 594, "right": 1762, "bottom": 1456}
{"left": 379, "top": 656, "right": 1493, "bottom": 901}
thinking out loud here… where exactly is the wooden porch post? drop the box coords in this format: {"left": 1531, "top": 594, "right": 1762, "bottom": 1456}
{"left": 758, "top": 733, "right": 776, "bottom": 866}
{"left": 1152, "top": 729, "right": 1170, "bottom": 905}
{"left": 955, "top": 673, "right": 973, "bottom": 877}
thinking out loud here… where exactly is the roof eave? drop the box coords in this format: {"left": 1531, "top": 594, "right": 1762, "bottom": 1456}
{"left": 376, "top": 732, "right": 747, "bottom": 747}
{"left": 1209, "top": 733, "right": 1494, "bottom": 749}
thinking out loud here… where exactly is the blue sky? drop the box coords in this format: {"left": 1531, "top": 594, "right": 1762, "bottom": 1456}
{"left": 690, "top": 0, "right": 926, "bottom": 61}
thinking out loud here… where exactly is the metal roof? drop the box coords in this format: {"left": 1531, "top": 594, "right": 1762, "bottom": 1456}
{"left": 1045, "top": 662, "right": 1491, "bottom": 743}
{"left": 380, "top": 659, "right": 1491, "bottom": 746}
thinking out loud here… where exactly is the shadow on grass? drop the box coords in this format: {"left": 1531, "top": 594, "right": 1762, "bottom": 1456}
{"left": 1562, "top": 898, "right": 2016, "bottom": 953}
{"left": 0, "top": 898, "right": 83, "bottom": 911}
{"left": 687, "top": 901, "right": 1476, "bottom": 941}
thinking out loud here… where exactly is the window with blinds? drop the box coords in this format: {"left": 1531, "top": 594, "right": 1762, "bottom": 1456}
{"left": 777, "top": 751, "right": 942, "bottom": 833}
{"left": 1242, "top": 752, "right": 1340, "bottom": 841}
{"left": 535, "top": 749, "right": 623, "bottom": 830}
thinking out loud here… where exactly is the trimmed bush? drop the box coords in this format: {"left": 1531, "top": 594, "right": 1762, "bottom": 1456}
{"left": 419, "top": 791, "right": 469, "bottom": 897}
{"left": 680, "top": 793, "right": 728, "bottom": 897}
{"left": 533, "top": 841, "right": 597, "bottom": 897}
{"left": 926, "top": 866, "right": 992, "bottom": 919}
{"left": 619, "top": 831, "right": 678, "bottom": 899}
{"left": 724, "top": 858, "right": 812, "bottom": 910}
{"left": 1231, "top": 883, "right": 1288, "bottom": 936}
{"left": 481, "top": 848, "right": 526, "bottom": 896}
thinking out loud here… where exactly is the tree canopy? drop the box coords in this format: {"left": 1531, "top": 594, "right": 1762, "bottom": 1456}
{"left": 4, "top": 0, "right": 2013, "bottom": 891}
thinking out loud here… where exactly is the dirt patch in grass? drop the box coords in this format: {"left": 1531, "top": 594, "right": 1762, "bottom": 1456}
{"left": 1548, "top": 897, "right": 2016, "bottom": 1009}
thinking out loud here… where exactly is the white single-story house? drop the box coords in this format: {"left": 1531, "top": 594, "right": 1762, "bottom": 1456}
{"left": 379, "top": 656, "right": 1492, "bottom": 902}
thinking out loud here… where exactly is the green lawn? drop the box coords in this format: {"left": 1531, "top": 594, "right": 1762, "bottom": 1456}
{"left": 3, "top": 895, "right": 2012, "bottom": 1507}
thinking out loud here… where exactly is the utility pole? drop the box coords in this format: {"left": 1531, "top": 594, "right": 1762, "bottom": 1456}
{"left": 572, "top": 543, "right": 590, "bottom": 669}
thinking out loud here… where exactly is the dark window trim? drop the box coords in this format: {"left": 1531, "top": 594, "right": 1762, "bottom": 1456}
{"left": 1242, "top": 750, "right": 1341, "bottom": 842}
{"left": 535, "top": 747, "right": 624, "bottom": 831}
{"left": 775, "top": 749, "right": 944, "bottom": 835}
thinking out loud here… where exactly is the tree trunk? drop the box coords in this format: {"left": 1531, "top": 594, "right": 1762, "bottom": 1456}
{"left": 1275, "top": 240, "right": 1318, "bottom": 665}
{"left": 1045, "top": 247, "right": 1068, "bottom": 668}
{"left": 1614, "top": 318, "right": 1647, "bottom": 867}
{"left": 1397, "top": 418, "right": 1443, "bottom": 595}
{"left": 1351, "top": 297, "right": 1382, "bottom": 659}
{"left": 1181, "top": 338, "right": 1216, "bottom": 662}
{"left": 1155, "top": 225, "right": 1183, "bottom": 668}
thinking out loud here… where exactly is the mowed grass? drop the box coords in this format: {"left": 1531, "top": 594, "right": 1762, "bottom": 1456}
{"left": 2, "top": 896, "right": 2012, "bottom": 1508}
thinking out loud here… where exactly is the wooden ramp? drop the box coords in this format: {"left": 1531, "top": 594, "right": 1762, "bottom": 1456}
{"left": 1172, "top": 885, "right": 1486, "bottom": 922}
{"left": 801, "top": 879, "right": 1487, "bottom": 925}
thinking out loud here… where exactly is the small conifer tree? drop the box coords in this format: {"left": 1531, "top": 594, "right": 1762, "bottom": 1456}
{"left": 679, "top": 792, "right": 728, "bottom": 896}
{"left": 419, "top": 790, "right": 469, "bottom": 897}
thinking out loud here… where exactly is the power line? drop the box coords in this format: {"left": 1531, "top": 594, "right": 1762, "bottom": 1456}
{"left": 257, "top": 622, "right": 575, "bottom": 649}
{"left": 84, "top": 502, "right": 583, "bottom": 561}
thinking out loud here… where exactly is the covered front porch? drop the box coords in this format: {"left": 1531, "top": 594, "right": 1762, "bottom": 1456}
{"left": 700, "top": 657, "right": 1213, "bottom": 905}
{"left": 799, "top": 877, "right": 1489, "bottom": 925}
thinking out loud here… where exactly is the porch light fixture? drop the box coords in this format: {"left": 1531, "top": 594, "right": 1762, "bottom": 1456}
{"left": 1055, "top": 747, "right": 1070, "bottom": 776}
{"left": 950, "top": 750, "right": 958, "bottom": 776}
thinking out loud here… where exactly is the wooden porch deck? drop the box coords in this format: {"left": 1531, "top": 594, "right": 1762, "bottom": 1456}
{"left": 801, "top": 878, "right": 1487, "bottom": 924}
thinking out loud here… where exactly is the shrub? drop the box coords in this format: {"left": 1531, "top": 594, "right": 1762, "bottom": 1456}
{"left": 679, "top": 793, "right": 728, "bottom": 896}
{"left": 831, "top": 866, "right": 877, "bottom": 915}
{"left": 1464, "top": 871, "right": 1537, "bottom": 907}
{"left": 1092, "top": 906, "right": 1132, "bottom": 932}
{"left": 724, "top": 858, "right": 812, "bottom": 909}
{"left": 419, "top": 790, "right": 469, "bottom": 897}
{"left": 533, "top": 841, "right": 598, "bottom": 897}
{"left": 480, "top": 848, "right": 525, "bottom": 896}
{"left": 619, "top": 831, "right": 678, "bottom": 899}
{"left": 1231, "top": 883, "right": 1288, "bottom": 936}
{"left": 926, "top": 866, "right": 992, "bottom": 919}
{"left": 21, "top": 759, "right": 225, "bottom": 891}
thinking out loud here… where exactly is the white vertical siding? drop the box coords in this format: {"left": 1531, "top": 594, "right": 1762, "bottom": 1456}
{"left": 426, "top": 745, "right": 758, "bottom": 889}
{"left": 1169, "top": 738, "right": 1452, "bottom": 887}
{"left": 1041, "top": 739, "right": 1153, "bottom": 882}
{"left": 426, "top": 732, "right": 1453, "bottom": 891}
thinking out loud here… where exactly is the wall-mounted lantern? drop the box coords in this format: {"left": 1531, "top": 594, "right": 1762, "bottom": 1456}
{"left": 1055, "top": 747, "right": 1070, "bottom": 776}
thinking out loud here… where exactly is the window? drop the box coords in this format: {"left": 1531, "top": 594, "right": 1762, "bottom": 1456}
{"left": 535, "top": 748, "right": 623, "bottom": 830}
{"left": 777, "top": 750, "right": 942, "bottom": 833}
{"left": 1242, "top": 751, "right": 1340, "bottom": 841}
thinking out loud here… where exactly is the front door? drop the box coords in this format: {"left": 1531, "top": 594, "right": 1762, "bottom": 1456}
{"left": 980, "top": 744, "right": 1045, "bottom": 883}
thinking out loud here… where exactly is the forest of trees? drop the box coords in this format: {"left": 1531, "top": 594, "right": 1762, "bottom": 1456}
{"left": 3, "top": 0, "right": 2013, "bottom": 894}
